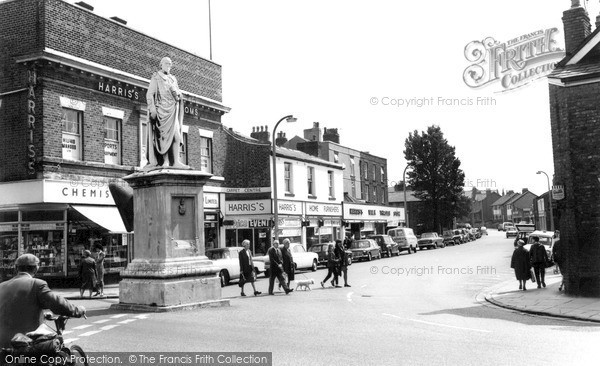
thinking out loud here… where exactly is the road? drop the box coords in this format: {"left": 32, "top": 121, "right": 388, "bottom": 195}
{"left": 61, "top": 231, "right": 600, "bottom": 366}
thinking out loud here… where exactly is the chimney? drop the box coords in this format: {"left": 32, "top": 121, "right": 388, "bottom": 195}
{"left": 250, "top": 125, "right": 270, "bottom": 142}
{"left": 562, "top": 0, "right": 591, "bottom": 56}
{"left": 275, "top": 131, "right": 288, "bottom": 147}
{"left": 303, "top": 122, "right": 322, "bottom": 142}
{"left": 522, "top": 188, "right": 529, "bottom": 194}
{"left": 110, "top": 16, "right": 127, "bottom": 25}
{"left": 323, "top": 127, "right": 340, "bottom": 144}
{"left": 74, "top": 1, "right": 94, "bottom": 11}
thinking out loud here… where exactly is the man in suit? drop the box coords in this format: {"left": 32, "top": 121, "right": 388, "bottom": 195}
{"left": 238, "top": 239, "right": 261, "bottom": 297}
{"left": 0, "top": 254, "right": 86, "bottom": 348}
{"left": 267, "top": 240, "right": 293, "bottom": 295}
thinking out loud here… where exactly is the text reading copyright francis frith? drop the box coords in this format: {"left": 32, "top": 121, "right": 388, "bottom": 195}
{"left": 370, "top": 265, "right": 497, "bottom": 277}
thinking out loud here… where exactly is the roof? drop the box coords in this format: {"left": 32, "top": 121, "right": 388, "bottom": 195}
{"left": 549, "top": 62, "right": 600, "bottom": 82}
{"left": 505, "top": 193, "right": 522, "bottom": 206}
{"left": 491, "top": 192, "right": 519, "bottom": 207}
{"left": 276, "top": 146, "right": 343, "bottom": 170}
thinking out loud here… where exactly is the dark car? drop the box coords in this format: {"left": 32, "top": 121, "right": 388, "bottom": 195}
{"left": 442, "top": 230, "right": 456, "bottom": 246}
{"left": 308, "top": 243, "right": 352, "bottom": 266}
{"left": 418, "top": 232, "right": 445, "bottom": 250}
{"left": 368, "top": 235, "right": 400, "bottom": 257}
{"left": 349, "top": 239, "right": 381, "bottom": 262}
{"left": 452, "top": 229, "right": 464, "bottom": 244}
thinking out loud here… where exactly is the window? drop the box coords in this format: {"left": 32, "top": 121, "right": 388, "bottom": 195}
{"left": 284, "top": 162, "right": 293, "bottom": 193}
{"left": 373, "top": 164, "right": 377, "bottom": 181}
{"left": 333, "top": 151, "right": 339, "bottom": 163}
{"left": 199, "top": 136, "right": 211, "bottom": 173}
{"left": 363, "top": 162, "right": 368, "bottom": 180}
{"left": 179, "top": 132, "right": 189, "bottom": 165}
{"left": 307, "top": 167, "right": 315, "bottom": 196}
{"left": 351, "top": 180, "right": 356, "bottom": 198}
{"left": 365, "top": 185, "right": 370, "bottom": 202}
{"left": 328, "top": 171, "right": 335, "bottom": 198}
{"left": 104, "top": 117, "right": 121, "bottom": 165}
{"left": 61, "top": 109, "right": 83, "bottom": 160}
{"left": 350, "top": 157, "right": 355, "bottom": 177}
{"left": 381, "top": 167, "right": 385, "bottom": 183}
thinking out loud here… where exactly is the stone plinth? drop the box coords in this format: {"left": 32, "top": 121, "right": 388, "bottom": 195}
{"left": 112, "top": 169, "right": 228, "bottom": 310}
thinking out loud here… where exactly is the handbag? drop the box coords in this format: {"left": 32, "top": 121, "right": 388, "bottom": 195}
{"left": 530, "top": 268, "right": 536, "bottom": 283}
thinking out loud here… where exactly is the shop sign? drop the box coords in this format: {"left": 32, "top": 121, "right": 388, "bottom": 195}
{"left": 279, "top": 218, "right": 301, "bottom": 228}
{"left": 62, "top": 134, "right": 80, "bottom": 160}
{"left": 317, "top": 227, "right": 333, "bottom": 235}
{"left": 249, "top": 219, "right": 273, "bottom": 227}
{"left": 343, "top": 203, "right": 403, "bottom": 221}
{"left": 324, "top": 219, "right": 341, "bottom": 227}
{"left": 225, "top": 199, "right": 271, "bottom": 215}
{"left": 280, "top": 228, "right": 301, "bottom": 237}
{"left": 30, "top": 223, "right": 61, "bottom": 231}
{"left": 104, "top": 141, "right": 119, "bottom": 164}
{"left": 552, "top": 186, "right": 565, "bottom": 200}
{"left": 43, "top": 179, "right": 115, "bottom": 205}
{"left": 203, "top": 193, "right": 219, "bottom": 209}
{"left": 97, "top": 81, "right": 141, "bottom": 101}
{"left": 224, "top": 187, "right": 270, "bottom": 194}
{"left": 277, "top": 200, "right": 302, "bottom": 215}
{"left": 27, "top": 69, "right": 37, "bottom": 175}
{"left": 204, "top": 213, "right": 217, "bottom": 222}
{"left": 0, "top": 224, "right": 17, "bottom": 232}
{"left": 305, "top": 203, "right": 342, "bottom": 217}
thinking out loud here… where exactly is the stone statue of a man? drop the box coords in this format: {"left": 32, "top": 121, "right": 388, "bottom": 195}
{"left": 145, "top": 57, "right": 189, "bottom": 169}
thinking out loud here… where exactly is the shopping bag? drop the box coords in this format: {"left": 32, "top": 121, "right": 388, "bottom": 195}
{"left": 530, "top": 269, "right": 536, "bottom": 283}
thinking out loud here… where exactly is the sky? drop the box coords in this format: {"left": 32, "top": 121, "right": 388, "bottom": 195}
{"left": 63, "top": 0, "right": 600, "bottom": 197}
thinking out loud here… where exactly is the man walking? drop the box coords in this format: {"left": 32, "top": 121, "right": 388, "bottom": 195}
{"left": 335, "top": 240, "right": 351, "bottom": 287}
{"left": 267, "top": 240, "right": 293, "bottom": 295}
{"left": 530, "top": 236, "right": 549, "bottom": 288}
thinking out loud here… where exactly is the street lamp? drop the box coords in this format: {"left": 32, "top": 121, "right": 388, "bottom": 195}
{"left": 536, "top": 170, "right": 554, "bottom": 232}
{"left": 272, "top": 115, "right": 297, "bottom": 242}
{"left": 403, "top": 161, "right": 423, "bottom": 228}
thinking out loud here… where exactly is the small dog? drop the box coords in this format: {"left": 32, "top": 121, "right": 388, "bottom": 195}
{"left": 295, "top": 279, "right": 315, "bottom": 291}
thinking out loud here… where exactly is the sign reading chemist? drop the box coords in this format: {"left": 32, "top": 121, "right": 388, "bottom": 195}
{"left": 43, "top": 180, "right": 115, "bottom": 205}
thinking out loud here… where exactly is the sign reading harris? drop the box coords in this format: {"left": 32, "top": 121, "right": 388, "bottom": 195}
{"left": 463, "top": 28, "right": 565, "bottom": 92}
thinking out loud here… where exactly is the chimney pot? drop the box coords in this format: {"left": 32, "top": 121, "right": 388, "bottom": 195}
{"left": 572, "top": 0, "right": 581, "bottom": 8}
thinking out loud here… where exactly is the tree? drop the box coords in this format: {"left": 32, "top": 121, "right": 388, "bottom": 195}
{"left": 404, "top": 125, "right": 469, "bottom": 232}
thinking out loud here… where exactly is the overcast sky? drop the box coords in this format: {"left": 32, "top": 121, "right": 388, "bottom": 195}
{"left": 64, "top": 0, "right": 600, "bottom": 197}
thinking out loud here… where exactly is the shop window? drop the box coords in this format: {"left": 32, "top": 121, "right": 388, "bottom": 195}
{"left": 284, "top": 162, "right": 293, "bottom": 193}
{"left": 22, "top": 210, "right": 63, "bottom": 222}
{"left": 24, "top": 229, "right": 64, "bottom": 276}
{"left": 307, "top": 166, "right": 315, "bottom": 196}
{"left": 0, "top": 231, "right": 19, "bottom": 279}
{"left": 104, "top": 116, "right": 121, "bottom": 165}
{"left": 61, "top": 108, "right": 83, "bottom": 161}
{"left": 200, "top": 136, "right": 212, "bottom": 173}
{"left": 0, "top": 211, "right": 18, "bottom": 222}
{"left": 328, "top": 171, "right": 335, "bottom": 198}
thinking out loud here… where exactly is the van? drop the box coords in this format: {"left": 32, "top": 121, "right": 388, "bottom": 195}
{"left": 387, "top": 227, "right": 419, "bottom": 254}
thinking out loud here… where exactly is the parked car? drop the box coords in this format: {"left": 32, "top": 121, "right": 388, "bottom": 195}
{"left": 308, "top": 243, "right": 352, "bottom": 266}
{"left": 472, "top": 228, "right": 481, "bottom": 239}
{"left": 257, "top": 243, "right": 319, "bottom": 276}
{"left": 349, "top": 239, "right": 381, "bottom": 261}
{"left": 387, "top": 227, "right": 419, "bottom": 254}
{"left": 480, "top": 226, "right": 488, "bottom": 235}
{"left": 513, "top": 223, "right": 536, "bottom": 247}
{"left": 442, "top": 230, "right": 456, "bottom": 246}
{"left": 418, "top": 232, "right": 444, "bottom": 250}
{"left": 206, "top": 247, "right": 266, "bottom": 287}
{"left": 460, "top": 229, "right": 473, "bottom": 242}
{"left": 505, "top": 227, "right": 518, "bottom": 238}
{"left": 368, "top": 234, "right": 400, "bottom": 257}
{"left": 451, "top": 229, "right": 464, "bottom": 244}
{"left": 499, "top": 222, "right": 515, "bottom": 231}
{"left": 524, "top": 230, "right": 558, "bottom": 266}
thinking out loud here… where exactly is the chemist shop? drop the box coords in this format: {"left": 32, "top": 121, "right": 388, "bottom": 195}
{"left": 0, "top": 178, "right": 131, "bottom": 280}
{"left": 342, "top": 203, "right": 403, "bottom": 239}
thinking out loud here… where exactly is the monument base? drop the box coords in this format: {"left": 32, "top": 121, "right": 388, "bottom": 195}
{"left": 111, "top": 275, "right": 229, "bottom": 312}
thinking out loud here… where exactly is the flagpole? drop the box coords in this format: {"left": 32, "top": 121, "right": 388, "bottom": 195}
{"left": 208, "top": 0, "right": 213, "bottom": 60}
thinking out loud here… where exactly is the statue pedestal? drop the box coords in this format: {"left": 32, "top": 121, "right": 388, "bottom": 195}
{"left": 111, "top": 169, "right": 229, "bottom": 312}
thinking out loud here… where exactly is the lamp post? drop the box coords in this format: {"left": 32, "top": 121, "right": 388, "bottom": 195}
{"left": 272, "top": 115, "right": 297, "bottom": 242}
{"left": 537, "top": 170, "right": 554, "bottom": 232}
{"left": 403, "top": 161, "right": 422, "bottom": 228}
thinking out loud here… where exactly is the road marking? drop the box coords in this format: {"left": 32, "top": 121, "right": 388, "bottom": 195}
{"left": 360, "top": 285, "right": 367, "bottom": 289}
{"left": 78, "top": 330, "right": 103, "bottom": 337}
{"left": 62, "top": 330, "right": 73, "bottom": 335}
{"left": 100, "top": 325, "right": 120, "bottom": 331}
{"left": 346, "top": 292, "right": 354, "bottom": 303}
{"left": 134, "top": 314, "right": 149, "bottom": 319}
{"left": 93, "top": 319, "right": 111, "bottom": 324}
{"left": 118, "top": 319, "right": 137, "bottom": 324}
{"left": 382, "top": 313, "right": 491, "bottom": 333}
{"left": 71, "top": 324, "right": 93, "bottom": 330}
{"left": 63, "top": 338, "right": 79, "bottom": 344}
{"left": 111, "top": 314, "right": 128, "bottom": 319}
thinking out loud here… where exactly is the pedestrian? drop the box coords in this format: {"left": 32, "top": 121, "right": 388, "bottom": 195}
{"left": 238, "top": 239, "right": 261, "bottom": 297}
{"left": 511, "top": 240, "right": 531, "bottom": 291}
{"left": 530, "top": 236, "right": 549, "bottom": 288}
{"left": 321, "top": 244, "right": 340, "bottom": 288}
{"left": 267, "top": 240, "right": 293, "bottom": 295}
{"left": 552, "top": 239, "right": 565, "bottom": 291}
{"left": 93, "top": 244, "right": 105, "bottom": 297}
{"left": 78, "top": 250, "right": 97, "bottom": 299}
{"left": 0, "top": 254, "right": 86, "bottom": 348}
{"left": 335, "top": 240, "right": 351, "bottom": 287}
{"left": 281, "top": 239, "right": 295, "bottom": 289}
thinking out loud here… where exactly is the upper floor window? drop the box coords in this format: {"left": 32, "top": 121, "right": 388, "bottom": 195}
{"left": 363, "top": 162, "right": 368, "bottom": 180}
{"left": 180, "top": 131, "right": 189, "bottom": 165}
{"left": 333, "top": 151, "right": 339, "bottom": 163}
{"left": 198, "top": 129, "right": 213, "bottom": 173}
{"left": 307, "top": 167, "right": 315, "bottom": 196}
{"left": 104, "top": 116, "right": 121, "bottom": 165}
{"left": 381, "top": 167, "right": 385, "bottom": 183}
{"left": 350, "top": 157, "right": 355, "bottom": 177}
{"left": 328, "top": 171, "right": 335, "bottom": 198}
{"left": 372, "top": 164, "right": 377, "bottom": 181}
{"left": 61, "top": 108, "right": 83, "bottom": 161}
{"left": 284, "top": 162, "right": 293, "bottom": 193}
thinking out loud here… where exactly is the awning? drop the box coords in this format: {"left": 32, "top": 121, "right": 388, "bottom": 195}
{"left": 71, "top": 205, "right": 128, "bottom": 234}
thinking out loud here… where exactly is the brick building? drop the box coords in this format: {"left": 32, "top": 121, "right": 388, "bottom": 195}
{"left": 547, "top": 0, "right": 600, "bottom": 295}
{"left": 0, "top": 0, "right": 230, "bottom": 279}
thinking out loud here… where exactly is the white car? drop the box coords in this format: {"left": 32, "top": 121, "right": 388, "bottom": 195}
{"left": 523, "top": 230, "right": 558, "bottom": 266}
{"left": 206, "top": 247, "right": 265, "bottom": 287}
{"left": 257, "top": 243, "right": 319, "bottom": 276}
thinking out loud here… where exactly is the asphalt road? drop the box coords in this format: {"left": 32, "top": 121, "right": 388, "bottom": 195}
{"left": 61, "top": 231, "right": 600, "bottom": 366}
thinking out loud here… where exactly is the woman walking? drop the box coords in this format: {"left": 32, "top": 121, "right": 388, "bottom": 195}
{"left": 321, "top": 244, "right": 339, "bottom": 288}
{"left": 93, "top": 244, "right": 106, "bottom": 297}
{"left": 511, "top": 240, "right": 531, "bottom": 291}
{"left": 78, "top": 250, "right": 97, "bottom": 299}
{"left": 238, "top": 239, "right": 261, "bottom": 297}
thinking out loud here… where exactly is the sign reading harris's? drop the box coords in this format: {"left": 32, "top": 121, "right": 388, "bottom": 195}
{"left": 463, "top": 28, "right": 565, "bottom": 92}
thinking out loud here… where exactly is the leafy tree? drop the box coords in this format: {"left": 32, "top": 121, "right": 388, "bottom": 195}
{"left": 404, "top": 125, "right": 469, "bottom": 232}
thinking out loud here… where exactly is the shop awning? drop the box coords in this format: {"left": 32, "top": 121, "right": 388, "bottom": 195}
{"left": 71, "top": 205, "right": 129, "bottom": 234}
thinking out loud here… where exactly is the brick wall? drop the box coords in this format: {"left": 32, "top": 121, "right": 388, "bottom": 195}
{"left": 550, "top": 81, "right": 600, "bottom": 296}
{"left": 218, "top": 128, "right": 271, "bottom": 188}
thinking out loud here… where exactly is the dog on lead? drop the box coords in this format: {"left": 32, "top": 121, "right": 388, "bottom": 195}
{"left": 295, "top": 279, "right": 315, "bottom": 291}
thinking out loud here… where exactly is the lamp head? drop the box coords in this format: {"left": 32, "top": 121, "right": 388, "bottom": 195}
{"left": 286, "top": 116, "right": 297, "bottom": 123}
{"left": 536, "top": 171, "right": 542, "bottom": 175}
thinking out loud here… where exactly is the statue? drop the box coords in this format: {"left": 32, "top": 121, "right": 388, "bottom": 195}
{"left": 145, "top": 57, "right": 189, "bottom": 170}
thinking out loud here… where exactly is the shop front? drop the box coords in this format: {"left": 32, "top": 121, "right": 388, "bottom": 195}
{"left": 223, "top": 199, "right": 272, "bottom": 255}
{"left": 275, "top": 200, "right": 303, "bottom": 247}
{"left": 203, "top": 192, "right": 221, "bottom": 251}
{"left": 305, "top": 202, "right": 343, "bottom": 249}
{"left": 342, "top": 203, "right": 403, "bottom": 239}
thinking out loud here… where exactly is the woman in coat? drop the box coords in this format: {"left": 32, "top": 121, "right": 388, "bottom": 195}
{"left": 93, "top": 244, "right": 106, "bottom": 297}
{"left": 281, "top": 239, "right": 295, "bottom": 289}
{"left": 511, "top": 240, "right": 531, "bottom": 291}
{"left": 78, "top": 250, "right": 97, "bottom": 299}
{"left": 320, "top": 244, "right": 340, "bottom": 288}
{"left": 238, "top": 240, "right": 261, "bottom": 297}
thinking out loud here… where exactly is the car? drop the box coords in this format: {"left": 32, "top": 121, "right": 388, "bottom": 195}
{"left": 505, "top": 227, "right": 518, "bottom": 238}
{"left": 308, "top": 243, "right": 352, "bottom": 266}
{"left": 513, "top": 223, "right": 536, "bottom": 247}
{"left": 499, "top": 222, "right": 515, "bottom": 231}
{"left": 472, "top": 228, "right": 481, "bottom": 239}
{"left": 387, "top": 227, "right": 419, "bottom": 254}
{"left": 206, "top": 247, "right": 266, "bottom": 287}
{"left": 442, "top": 230, "right": 456, "bottom": 246}
{"left": 349, "top": 239, "right": 381, "bottom": 261}
{"left": 524, "top": 230, "right": 558, "bottom": 266}
{"left": 368, "top": 234, "right": 400, "bottom": 257}
{"left": 480, "top": 226, "right": 488, "bottom": 235}
{"left": 258, "top": 243, "right": 319, "bottom": 276}
{"left": 451, "top": 229, "right": 464, "bottom": 244}
{"left": 418, "top": 232, "right": 445, "bottom": 249}
{"left": 460, "top": 228, "right": 473, "bottom": 242}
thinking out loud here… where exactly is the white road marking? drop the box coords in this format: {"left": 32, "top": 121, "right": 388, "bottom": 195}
{"left": 78, "top": 330, "right": 103, "bottom": 337}
{"left": 93, "top": 319, "right": 111, "bottom": 324}
{"left": 346, "top": 292, "right": 354, "bottom": 303}
{"left": 360, "top": 285, "right": 367, "bottom": 288}
{"left": 62, "top": 330, "right": 73, "bottom": 335}
{"left": 382, "top": 313, "right": 491, "bottom": 333}
{"left": 110, "top": 314, "right": 128, "bottom": 319}
{"left": 134, "top": 314, "right": 149, "bottom": 319}
{"left": 100, "top": 324, "right": 120, "bottom": 331}
{"left": 63, "top": 338, "right": 79, "bottom": 344}
{"left": 71, "top": 324, "right": 93, "bottom": 330}
{"left": 118, "top": 319, "right": 137, "bottom": 324}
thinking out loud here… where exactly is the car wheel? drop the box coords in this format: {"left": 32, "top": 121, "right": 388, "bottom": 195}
{"left": 348, "top": 257, "right": 352, "bottom": 265}
{"left": 413, "top": 245, "right": 418, "bottom": 253}
{"left": 368, "top": 253, "right": 372, "bottom": 261}
{"left": 219, "top": 270, "right": 230, "bottom": 287}
{"left": 311, "top": 260, "right": 318, "bottom": 272}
